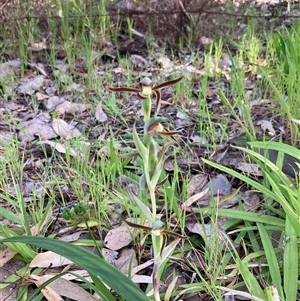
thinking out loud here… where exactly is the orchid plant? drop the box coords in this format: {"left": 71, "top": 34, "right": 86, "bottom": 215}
{"left": 107, "top": 76, "right": 187, "bottom": 301}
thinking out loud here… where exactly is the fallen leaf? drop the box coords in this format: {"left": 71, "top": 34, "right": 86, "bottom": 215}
{"left": 236, "top": 162, "right": 262, "bottom": 176}
{"left": 250, "top": 99, "right": 271, "bottom": 107}
{"left": 0, "top": 130, "right": 15, "bottom": 146}
{"left": 95, "top": 102, "right": 108, "bottom": 122}
{"left": 19, "top": 122, "right": 57, "bottom": 142}
{"left": 30, "top": 41, "right": 48, "bottom": 51}
{"left": 182, "top": 187, "right": 210, "bottom": 209}
{"left": 30, "top": 251, "right": 73, "bottom": 267}
{"left": 38, "top": 140, "right": 84, "bottom": 161}
{"left": 60, "top": 270, "right": 90, "bottom": 282}
{"left": 182, "top": 65, "right": 206, "bottom": 78}
{"left": 176, "top": 111, "right": 187, "bottom": 120}
{"left": 158, "top": 56, "right": 174, "bottom": 70}
{"left": 131, "top": 259, "right": 153, "bottom": 276}
{"left": 0, "top": 64, "right": 13, "bottom": 79}
{"left": 46, "top": 96, "right": 65, "bottom": 110}
{"left": 218, "top": 53, "right": 232, "bottom": 69}
{"left": 240, "top": 191, "right": 261, "bottom": 211}
{"left": 19, "top": 113, "right": 58, "bottom": 142}
{"left": 59, "top": 232, "right": 83, "bottom": 242}
{"left": 186, "top": 222, "right": 234, "bottom": 251}
{"left": 257, "top": 120, "right": 275, "bottom": 136}
{"left": 30, "top": 274, "right": 98, "bottom": 301}
{"left": 0, "top": 59, "right": 20, "bottom": 79}
{"left": 104, "top": 219, "right": 150, "bottom": 251}
{"left": 203, "top": 174, "right": 232, "bottom": 198}
{"left": 0, "top": 248, "right": 17, "bottom": 267}
{"left": 207, "top": 88, "right": 216, "bottom": 98}
{"left": 56, "top": 101, "right": 87, "bottom": 115}
{"left": 29, "top": 274, "right": 63, "bottom": 301}
{"left": 53, "top": 70, "right": 70, "bottom": 83}
{"left": 28, "top": 62, "right": 48, "bottom": 76}
{"left": 291, "top": 118, "right": 300, "bottom": 125}
{"left": 104, "top": 222, "right": 133, "bottom": 251}
{"left": 115, "top": 248, "right": 138, "bottom": 274}
{"left": 130, "top": 54, "right": 148, "bottom": 68}
{"left": 66, "top": 82, "right": 85, "bottom": 93}
{"left": 132, "top": 274, "right": 152, "bottom": 284}
{"left": 188, "top": 135, "right": 208, "bottom": 145}
{"left": 18, "top": 75, "right": 45, "bottom": 95}
{"left": 52, "top": 118, "right": 82, "bottom": 139}
{"left": 36, "top": 92, "right": 49, "bottom": 101}
{"left": 186, "top": 174, "right": 208, "bottom": 198}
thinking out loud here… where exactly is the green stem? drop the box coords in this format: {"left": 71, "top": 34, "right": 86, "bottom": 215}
{"left": 143, "top": 160, "right": 157, "bottom": 219}
{"left": 84, "top": 219, "right": 104, "bottom": 259}
{"left": 152, "top": 232, "right": 163, "bottom": 301}
{"left": 141, "top": 93, "right": 161, "bottom": 300}
{"left": 152, "top": 259, "right": 161, "bottom": 301}
{"left": 142, "top": 96, "right": 151, "bottom": 122}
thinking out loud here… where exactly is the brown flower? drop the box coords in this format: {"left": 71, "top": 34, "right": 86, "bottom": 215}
{"left": 107, "top": 76, "right": 184, "bottom": 115}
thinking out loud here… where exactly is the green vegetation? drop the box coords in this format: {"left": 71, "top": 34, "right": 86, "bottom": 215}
{"left": 0, "top": 1, "right": 299, "bottom": 301}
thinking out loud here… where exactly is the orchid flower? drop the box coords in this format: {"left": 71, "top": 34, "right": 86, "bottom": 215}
{"left": 146, "top": 121, "right": 181, "bottom": 141}
{"left": 107, "top": 76, "right": 184, "bottom": 115}
{"left": 126, "top": 219, "right": 187, "bottom": 256}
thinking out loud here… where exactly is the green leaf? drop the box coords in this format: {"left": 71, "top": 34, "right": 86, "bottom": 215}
{"left": 248, "top": 141, "right": 300, "bottom": 160}
{"left": 130, "top": 192, "right": 154, "bottom": 223}
{"left": 257, "top": 223, "right": 284, "bottom": 299}
{"left": 158, "top": 238, "right": 180, "bottom": 264}
{"left": 193, "top": 208, "right": 285, "bottom": 228}
{"left": 0, "top": 205, "right": 22, "bottom": 224}
{"left": 283, "top": 217, "right": 299, "bottom": 300}
{"left": 265, "top": 286, "right": 280, "bottom": 301}
{"left": 150, "top": 152, "right": 165, "bottom": 188}
{"left": 235, "top": 256, "right": 266, "bottom": 299}
{"left": 264, "top": 174, "right": 300, "bottom": 236}
{"left": 132, "top": 127, "right": 148, "bottom": 160}
{"left": 0, "top": 236, "right": 149, "bottom": 301}
{"left": 0, "top": 266, "right": 31, "bottom": 289}
{"left": 89, "top": 273, "right": 116, "bottom": 301}
{"left": 0, "top": 227, "right": 36, "bottom": 262}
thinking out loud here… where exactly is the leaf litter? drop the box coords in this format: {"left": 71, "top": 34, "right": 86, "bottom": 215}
{"left": 1, "top": 2, "right": 300, "bottom": 300}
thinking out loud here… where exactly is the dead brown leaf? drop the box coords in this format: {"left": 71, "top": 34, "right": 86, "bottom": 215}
{"left": 257, "top": 119, "right": 276, "bottom": 136}
{"left": 0, "top": 59, "right": 20, "bottom": 79}
{"left": 115, "top": 248, "right": 138, "bottom": 274}
{"left": 18, "top": 75, "right": 45, "bottom": 95}
{"left": 56, "top": 101, "right": 88, "bottom": 115}
{"left": 18, "top": 113, "right": 58, "bottom": 142}
{"left": 236, "top": 162, "right": 262, "bottom": 176}
{"left": 46, "top": 96, "right": 65, "bottom": 110}
{"left": 29, "top": 274, "right": 98, "bottom": 301}
{"left": 186, "top": 222, "right": 234, "bottom": 251}
{"left": 51, "top": 118, "right": 82, "bottom": 139}
{"left": 30, "top": 251, "right": 73, "bottom": 268}
{"left": 0, "top": 248, "right": 17, "bottom": 267}
{"left": 95, "top": 102, "right": 108, "bottom": 122}
{"left": 38, "top": 140, "right": 84, "bottom": 161}
{"left": 29, "top": 274, "right": 64, "bottom": 301}
{"left": 104, "top": 222, "right": 133, "bottom": 251}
